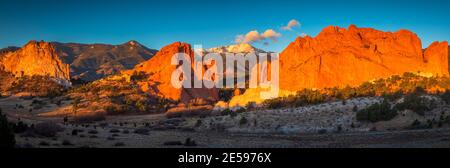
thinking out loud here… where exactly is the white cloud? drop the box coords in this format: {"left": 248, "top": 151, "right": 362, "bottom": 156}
{"left": 281, "top": 19, "right": 300, "bottom": 31}
{"left": 262, "top": 29, "right": 281, "bottom": 41}
{"left": 235, "top": 29, "right": 282, "bottom": 44}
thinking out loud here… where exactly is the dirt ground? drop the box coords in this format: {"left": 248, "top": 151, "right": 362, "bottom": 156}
{"left": 2, "top": 96, "right": 450, "bottom": 148}
{"left": 13, "top": 124, "right": 450, "bottom": 148}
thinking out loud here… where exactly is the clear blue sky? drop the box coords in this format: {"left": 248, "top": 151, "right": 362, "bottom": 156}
{"left": 0, "top": 0, "right": 449, "bottom": 52}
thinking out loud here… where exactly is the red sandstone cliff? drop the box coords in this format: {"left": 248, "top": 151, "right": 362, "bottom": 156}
{"left": 279, "top": 25, "right": 448, "bottom": 91}
{"left": 128, "top": 42, "right": 219, "bottom": 103}
{"left": 0, "top": 41, "right": 71, "bottom": 85}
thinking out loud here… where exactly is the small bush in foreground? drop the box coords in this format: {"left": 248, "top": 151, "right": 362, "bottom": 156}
{"left": 163, "top": 141, "right": 183, "bottom": 146}
{"left": 440, "top": 90, "right": 450, "bottom": 104}
{"left": 317, "top": 129, "right": 327, "bottom": 134}
{"left": 184, "top": 138, "right": 197, "bottom": 146}
{"left": 34, "top": 122, "right": 64, "bottom": 137}
{"left": 62, "top": 140, "right": 73, "bottom": 146}
{"left": 133, "top": 128, "right": 149, "bottom": 135}
{"left": 239, "top": 117, "right": 248, "bottom": 126}
{"left": 114, "top": 142, "right": 125, "bottom": 147}
{"left": 356, "top": 100, "right": 397, "bottom": 123}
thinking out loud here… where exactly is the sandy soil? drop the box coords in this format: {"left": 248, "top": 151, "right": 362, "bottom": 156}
{"left": 14, "top": 124, "right": 450, "bottom": 148}
{"left": 2, "top": 95, "right": 450, "bottom": 148}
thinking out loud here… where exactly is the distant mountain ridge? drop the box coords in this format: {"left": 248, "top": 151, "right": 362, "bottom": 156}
{"left": 0, "top": 46, "right": 20, "bottom": 56}
{"left": 51, "top": 40, "right": 157, "bottom": 81}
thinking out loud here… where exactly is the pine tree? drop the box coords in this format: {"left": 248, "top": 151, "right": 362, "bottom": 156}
{"left": 0, "top": 108, "right": 16, "bottom": 148}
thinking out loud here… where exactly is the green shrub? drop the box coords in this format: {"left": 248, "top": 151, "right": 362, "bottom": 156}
{"left": 408, "top": 119, "right": 431, "bottom": 130}
{"left": 394, "top": 93, "right": 435, "bottom": 116}
{"left": 352, "top": 105, "right": 358, "bottom": 112}
{"left": 336, "top": 125, "right": 342, "bottom": 132}
{"left": 135, "top": 100, "right": 147, "bottom": 112}
{"left": 230, "top": 111, "right": 237, "bottom": 118}
{"left": 263, "top": 98, "right": 284, "bottom": 109}
{"left": 235, "top": 107, "right": 246, "bottom": 113}
{"left": 62, "top": 139, "right": 73, "bottom": 146}
{"left": 262, "top": 73, "right": 450, "bottom": 109}
{"left": 34, "top": 122, "right": 64, "bottom": 137}
{"left": 130, "top": 71, "right": 148, "bottom": 82}
{"left": 245, "top": 101, "right": 256, "bottom": 110}
{"left": 356, "top": 100, "right": 397, "bottom": 122}
{"left": 317, "top": 129, "right": 327, "bottom": 134}
{"left": 114, "top": 142, "right": 125, "bottom": 147}
{"left": 440, "top": 90, "right": 450, "bottom": 104}
{"left": 218, "top": 88, "right": 235, "bottom": 101}
{"left": 221, "top": 109, "right": 232, "bottom": 116}
{"left": 7, "top": 75, "right": 66, "bottom": 98}
{"left": 383, "top": 91, "right": 403, "bottom": 101}
{"left": 264, "top": 89, "right": 326, "bottom": 109}
{"left": 195, "top": 119, "right": 202, "bottom": 127}
{"left": 239, "top": 116, "right": 248, "bottom": 125}
{"left": 104, "top": 105, "right": 123, "bottom": 115}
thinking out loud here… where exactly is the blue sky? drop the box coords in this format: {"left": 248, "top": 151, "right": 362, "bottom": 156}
{"left": 0, "top": 0, "right": 449, "bottom": 52}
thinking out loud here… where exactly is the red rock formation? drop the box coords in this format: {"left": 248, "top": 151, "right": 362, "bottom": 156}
{"left": 129, "top": 42, "right": 219, "bottom": 103}
{"left": 0, "top": 41, "right": 71, "bottom": 85}
{"left": 279, "top": 25, "right": 448, "bottom": 91}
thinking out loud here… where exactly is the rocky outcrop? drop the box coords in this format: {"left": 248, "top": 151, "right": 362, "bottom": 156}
{"left": 226, "top": 25, "right": 448, "bottom": 108}
{"left": 128, "top": 42, "right": 219, "bottom": 103}
{"left": 0, "top": 41, "right": 71, "bottom": 86}
{"left": 279, "top": 25, "right": 448, "bottom": 91}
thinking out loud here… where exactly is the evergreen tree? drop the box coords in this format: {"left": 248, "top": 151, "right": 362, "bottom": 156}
{"left": 0, "top": 108, "right": 16, "bottom": 148}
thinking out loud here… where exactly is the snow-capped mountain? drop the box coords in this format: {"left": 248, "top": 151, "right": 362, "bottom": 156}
{"left": 207, "top": 43, "right": 266, "bottom": 54}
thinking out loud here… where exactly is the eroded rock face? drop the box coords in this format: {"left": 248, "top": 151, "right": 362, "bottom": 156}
{"left": 226, "top": 25, "right": 448, "bottom": 108}
{"left": 128, "top": 42, "right": 219, "bottom": 103}
{"left": 0, "top": 41, "right": 71, "bottom": 85}
{"left": 279, "top": 25, "right": 448, "bottom": 91}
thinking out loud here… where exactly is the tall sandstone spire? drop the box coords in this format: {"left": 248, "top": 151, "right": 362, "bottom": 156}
{"left": 127, "top": 42, "right": 219, "bottom": 103}
{"left": 279, "top": 25, "right": 448, "bottom": 91}
{"left": 0, "top": 41, "right": 71, "bottom": 85}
